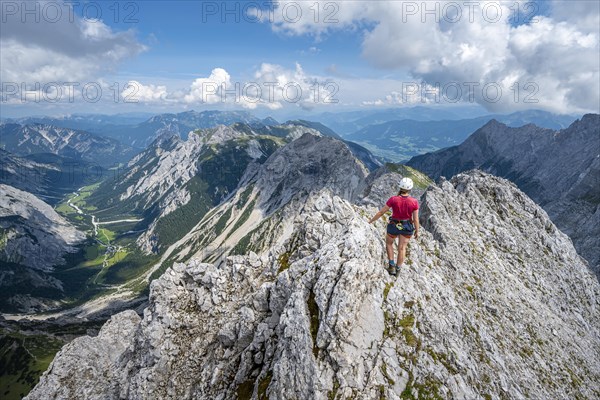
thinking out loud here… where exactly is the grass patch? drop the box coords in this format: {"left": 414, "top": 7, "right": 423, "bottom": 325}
{"left": 277, "top": 251, "right": 292, "bottom": 274}
{"left": 214, "top": 207, "right": 233, "bottom": 237}
{"left": 54, "top": 202, "right": 77, "bottom": 215}
{"left": 100, "top": 249, "right": 159, "bottom": 285}
{"left": 257, "top": 371, "right": 272, "bottom": 400}
{"left": 383, "top": 282, "right": 394, "bottom": 302}
{"left": 236, "top": 185, "right": 254, "bottom": 209}
{"left": 236, "top": 378, "right": 255, "bottom": 400}
{"left": 81, "top": 244, "right": 105, "bottom": 267}
{"left": 0, "top": 330, "right": 65, "bottom": 400}
{"left": 402, "top": 328, "right": 419, "bottom": 348}
{"left": 400, "top": 369, "right": 416, "bottom": 400}
{"left": 384, "top": 163, "right": 433, "bottom": 189}
{"left": 97, "top": 227, "right": 116, "bottom": 243}
{"left": 412, "top": 376, "right": 444, "bottom": 400}
{"left": 277, "top": 233, "right": 300, "bottom": 274}
{"left": 328, "top": 377, "right": 340, "bottom": 400}
{"left": 229, "top": 198, "right": 257, "bottom": 235}
{"left": 383, "top": 310, "right": 393, "bottom": 338}
{"left": 399, "top": 313, "right": 415, "bottom": 328}
{"left": 400, "top": 370, "right": 443, "bottom": 400}
{"left": 105, "top": 248, "right": 130, "bottom": 268}
{"left": 425, "top": 347, "right": 459, "bottom": 375}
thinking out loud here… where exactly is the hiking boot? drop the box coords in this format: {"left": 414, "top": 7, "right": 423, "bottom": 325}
{"left": 395, "top": 263, "right": 405, "bottom": 274}
{"left": 387, "top": 261, "right": 397, "bottom": 276}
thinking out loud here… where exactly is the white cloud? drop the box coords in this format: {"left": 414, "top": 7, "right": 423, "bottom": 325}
{"left": 251, "top": 63, "right": 322, "bottom": 110}
{"left": 0, "top": 1, "right": 146, "bottom": 86}
{"left": 109, "top": 64, "right": 340, "bottom": 111}
{"left": 265, "top": 0, "right": 600, "bottom": 113}
{"left": 122, "top": 81, "right": 168, "bottom": 103}
{"left": 362, "top": 99, "right": 385, "bottom": 106}
{"left": 183, "top": 68, "right": 232, "bottom": 104}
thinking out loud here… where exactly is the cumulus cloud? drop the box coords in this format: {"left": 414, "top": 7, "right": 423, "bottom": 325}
{"left": 118, "top": 64, "right": 338, "bottom": 111}
{"left": 122, "top": 81, "right": 168, "bottom": 103}
{"left": 266, "top": 0, "right": 600, "bottom": 113}
{"left": 0, "top": 1, "right": 146, "bottom": 85}
{"left": 183, "top": 68, "right": 232, "bottom": 104}
{"left": 250, "top": 62, "right": 336, "bottom": 110}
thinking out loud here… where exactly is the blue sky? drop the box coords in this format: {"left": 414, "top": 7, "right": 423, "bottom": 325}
{"left": 1, "top": 0, "right": 598, "bottom": 118}
{"left": 97, "top": 1, "right": 383, "bottom": 85}
{"left": 102, "top": 2, "right": 370, "bottom": 72}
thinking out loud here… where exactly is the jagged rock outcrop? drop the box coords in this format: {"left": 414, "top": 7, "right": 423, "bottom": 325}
{"left": 254, "top": 133, "right": 369, "bottom": 212}
{"left": 282, "top": 120, "right": 382, "bottom": 171}
{"left": 408, "top": 114, "right": 600, "bottom": 275}
{"left": 26, "top": 172, "right": 600, "bottom": 400}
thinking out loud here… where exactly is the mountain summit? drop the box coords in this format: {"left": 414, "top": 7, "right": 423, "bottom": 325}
{"left": 26, "top": 171, "right": 600, "bottom": 400}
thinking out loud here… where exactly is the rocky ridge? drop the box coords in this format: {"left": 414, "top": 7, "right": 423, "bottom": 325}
{"left": 85, "top": 123, "right": 300, "bottom": 253}
{"left": 149, "top": 131, "right": 394, "bottom": 273}
{"left": 408, "top": 114, "right": 600, "bottom": 274}
{"left": 26, "top": 171, "right": 600, "bottom": 400}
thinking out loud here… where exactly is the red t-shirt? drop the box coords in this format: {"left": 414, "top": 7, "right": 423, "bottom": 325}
{"left": 386, "top": 195, "right": 419, "bottom": 221}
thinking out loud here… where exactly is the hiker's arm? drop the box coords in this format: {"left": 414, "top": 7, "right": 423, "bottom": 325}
{"left": 369, "top": 205, "right": 390, "bottom": 224}
{"left": 412, "top": 209, "right": 420, "bottom": 238}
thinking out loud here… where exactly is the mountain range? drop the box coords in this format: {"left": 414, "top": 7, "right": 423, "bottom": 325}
{"left": 0, "top": 121, "right": 381, "bottom": 314}
{"left": 408, "top": 114, "right": 600, "bottom": 275}
{"left": 312, "top": 106, "right": 480, "bottom": 134}
{"left": 312, "top": 108, "right": 576, "bottom": 135}
{"left": 90, "top": 110, "right": 279, "bottom": 148}
{"left": 342, "top": 110, "right": 581, "bottom": 161}
{"left": 0, "top": 123, "right": 137, "bottom": 167}
{"left": 4, "top": 113, "right": 152, "bottom": 132}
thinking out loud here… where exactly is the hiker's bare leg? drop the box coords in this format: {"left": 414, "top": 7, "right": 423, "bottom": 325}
{"left": 397, "top": 235, "right": 410, "bottom": 266}
{"left": 386, "top": 234, "right": 395, "bottom": 261}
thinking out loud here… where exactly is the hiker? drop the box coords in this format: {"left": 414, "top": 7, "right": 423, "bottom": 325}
{"left": 368, "top": 177, "right": 420, "bottom": 276}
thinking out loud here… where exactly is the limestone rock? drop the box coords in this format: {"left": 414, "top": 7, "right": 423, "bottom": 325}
{"left": 26, "top": 172, "right": 600, "bottom": 400}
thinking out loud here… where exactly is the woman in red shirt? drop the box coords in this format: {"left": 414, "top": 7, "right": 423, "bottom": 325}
{"left": 368, "top": 177, "right": 420, "bottom": 276}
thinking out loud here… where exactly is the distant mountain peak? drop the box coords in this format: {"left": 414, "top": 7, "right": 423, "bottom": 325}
{"left": 479, "top": 118, "right": 506, "bottom": 129}
{"left": 408, "top": 114, "right": 600, "bottom": 275}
